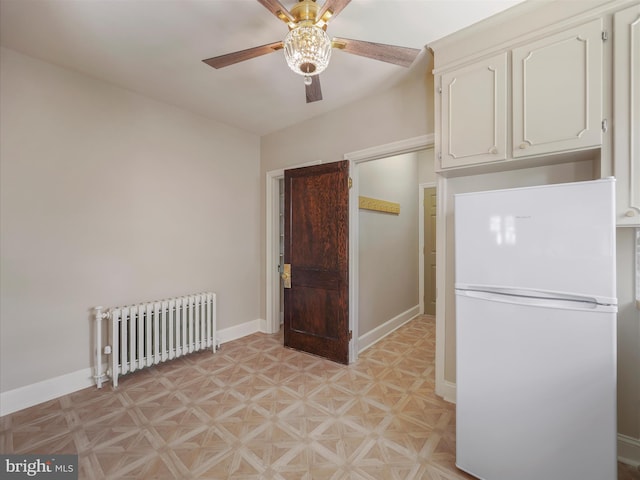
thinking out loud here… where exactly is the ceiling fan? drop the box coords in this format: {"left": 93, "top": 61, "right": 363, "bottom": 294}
{"left": 202, "top": 0, "right": 422, "bottom": 103}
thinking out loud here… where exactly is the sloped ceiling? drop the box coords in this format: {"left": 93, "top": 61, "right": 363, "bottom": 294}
{"left": 0, "top": 0, "right": 523, "bottom": 135}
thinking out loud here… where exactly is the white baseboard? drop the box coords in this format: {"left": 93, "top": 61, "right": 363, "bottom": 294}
{"left": 358, "top": 305, "right": 420, "bottom": 353}
{"left": 0, "top": 368, "right": 95, "bottom": 417}
{"left": 619, "top": 434, "right": 640, "bottom": 467}
{"left": 0, "top": 318, "right": 267, "bottom": 417}
{"left": 216, "top": 318, "right": 265, "bottom": 345}
{"left": 436, "top": 380, "right": 457, "bottom": 404}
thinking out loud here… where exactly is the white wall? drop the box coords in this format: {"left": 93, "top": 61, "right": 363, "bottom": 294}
{"left": 0, "top": 48, "right": 262, "bottom": 396}
{"left": 358, "top": 153, "right": 419, "bottom": 337}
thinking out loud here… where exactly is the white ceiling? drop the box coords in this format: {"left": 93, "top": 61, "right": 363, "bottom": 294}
{"left": 0, "top": 0, "right": 524, "bottom": 136}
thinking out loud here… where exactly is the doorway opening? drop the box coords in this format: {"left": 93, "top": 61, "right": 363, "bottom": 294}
{"left": 422, "top": 185, "right": 437, "bottom": 316}
{"left": 265, "top": 135, "right": 434, "bottom": 361}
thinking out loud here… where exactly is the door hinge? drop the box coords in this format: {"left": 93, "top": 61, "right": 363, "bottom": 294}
{"left": 437, "top": 151, "right": 442, "bottom": 160}
{"left": 348, "top": 330, "right": 353, "bottom": 340}
{"left": 602, "top": 119, "right": 608, "bottom": 133}
{"left": 602, "top": 30, "right": 608, "bottom": 41}
{"left": 437, "top": 86, "right": 442, "bottom": 94}
{"left": 348, "top": 177, "right": 353, "bottom": 189}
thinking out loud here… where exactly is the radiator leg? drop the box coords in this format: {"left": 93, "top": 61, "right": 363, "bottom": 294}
{"left": 93, "top": 306, "right": 104, "bottom": 389}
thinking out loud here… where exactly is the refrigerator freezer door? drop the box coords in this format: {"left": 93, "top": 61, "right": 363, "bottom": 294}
{"left": 455, "top": 293, "right": 617, "bottom": 480}
{"left": 454, "top": 179, "right": 616, "bottom": 303}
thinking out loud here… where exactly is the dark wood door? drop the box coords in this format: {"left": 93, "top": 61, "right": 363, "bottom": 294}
{"left": 283, "top": 160, "right": 350, "bottom": 364}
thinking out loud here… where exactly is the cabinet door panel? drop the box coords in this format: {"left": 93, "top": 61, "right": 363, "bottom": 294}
{"left": 441, "top": 53, "right": 507, "bottom": 169}
{"left": 512, "top": 19, "right": 602, "bottom": 158}
{"left": 614, "top": 4, "right": 640, "bottom": 225}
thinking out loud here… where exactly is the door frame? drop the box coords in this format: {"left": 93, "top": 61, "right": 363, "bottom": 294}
{"left": 344, "top": 134, "right": 434, "bottom": 362}
{"left": 266, "top": 160, "right": 321, "bottom": 335}
{"left": 265, "top": 134, "right": 434, "bottom": 362}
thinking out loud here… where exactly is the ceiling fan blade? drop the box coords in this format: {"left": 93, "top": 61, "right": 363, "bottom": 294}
{"left": 306, "top": 75, "right": 323, "bottom": 103}
{"left": 316, "top": 0, "right": 351, "bottom": 24}
{"left": 256, "top": 0, "right": 296, "bottom": 24}
{"left": 332, "top": 38, "right": 421, "bottom": 67}
{"left": 202, "top": 41, "right": 284, "bottom": 69}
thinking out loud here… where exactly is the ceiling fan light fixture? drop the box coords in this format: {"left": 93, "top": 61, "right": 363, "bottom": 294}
{"left": 283, "top": 24, "right": 332, "bottom": 76}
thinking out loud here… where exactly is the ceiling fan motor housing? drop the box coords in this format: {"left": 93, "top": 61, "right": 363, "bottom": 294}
{"left": 290, "top": 0, "right": 319, "bottom": 22}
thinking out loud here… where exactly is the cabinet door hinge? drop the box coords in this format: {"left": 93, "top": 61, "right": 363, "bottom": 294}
{"left": 602, "top": 30, "right": 608, "bottom": 41}
{"left": 602, "top": 119, "right": 608, "bottom": 133}
{"left": 348, "top": 177, "right": 353, "bottom": 189}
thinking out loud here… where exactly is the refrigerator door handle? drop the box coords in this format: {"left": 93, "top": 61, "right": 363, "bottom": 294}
{"left": 455, "top": 283, "right": 617, "bottom": 307}
{"left": 455, "top": 288, "right": 618, "bottom": 313}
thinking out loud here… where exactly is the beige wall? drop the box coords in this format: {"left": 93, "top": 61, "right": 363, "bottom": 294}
{"left": 358, "top": 152, "right": 419, "bottom": 336}
{"left": 0, "top": 48, "right": 262, "bottom": 393}
{"left": 616, "top": 227, "right": 640, "bottom": 440}
{"left": 418, "top": 148, "right": 436, "bottom": 185}
{"left": 260, "top": 52, "right": 434, "bottom": 322}
{"left": 260, "top": 52, "right": 433, "bottom": 174}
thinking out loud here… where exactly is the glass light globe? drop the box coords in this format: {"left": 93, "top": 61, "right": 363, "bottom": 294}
{"left": 283, "top": 25, "right": 332, "bottom": 76}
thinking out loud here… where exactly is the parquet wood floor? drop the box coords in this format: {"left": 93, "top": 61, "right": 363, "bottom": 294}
{"left": 1, "top": 316, "right": 637, "bottom": 479}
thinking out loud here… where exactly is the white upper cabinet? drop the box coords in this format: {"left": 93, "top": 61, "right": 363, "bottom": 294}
{"left": 512, "top": 19, "right": 603, "bottom": 158}
{"left": 440, "top": 53, "right": 508, "bottom": 169}
{"left": 613, "top": 3, "right": 640, "bottom": 226}
{"left": 435, "top": 18, "right": 604, "bottom": 172}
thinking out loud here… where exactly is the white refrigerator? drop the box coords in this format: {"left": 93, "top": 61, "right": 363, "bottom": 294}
{"left": 454, "top": 179, "right": 617, "bottom": 480}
